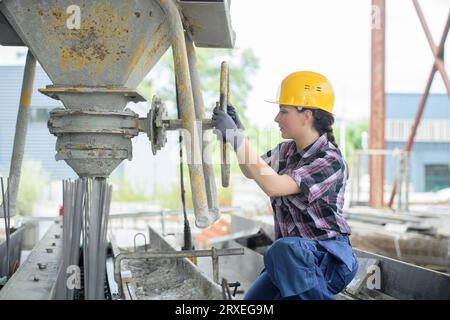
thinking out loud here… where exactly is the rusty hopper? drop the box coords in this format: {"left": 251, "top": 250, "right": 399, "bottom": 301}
{"left": 0, "top": 0, "right": 235, "bottom": 227}
{"left": 0, "top": 0, "right": 172, "bottom": 176}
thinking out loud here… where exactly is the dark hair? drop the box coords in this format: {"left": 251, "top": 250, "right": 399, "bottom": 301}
{"left": 298, "top": 108, "right": 339, "bottom": 149}
{"left": 298, "top": 107, "right": 350, "bottom": 179}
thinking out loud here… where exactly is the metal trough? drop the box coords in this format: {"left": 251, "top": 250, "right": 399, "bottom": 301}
{"left": 110, "top": 225, "right": 244, "bottom": 300}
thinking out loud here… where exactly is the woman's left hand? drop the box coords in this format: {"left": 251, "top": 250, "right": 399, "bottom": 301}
{"left": 212, "top": 107, "right": 244, "bottom": 150}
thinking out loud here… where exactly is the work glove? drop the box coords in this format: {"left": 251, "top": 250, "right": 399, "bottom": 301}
{"left": 212, "top": 106, "right": 245, "bottom": 151}
{"left": 227, "top": 104, "right": 245, "bottom": 130}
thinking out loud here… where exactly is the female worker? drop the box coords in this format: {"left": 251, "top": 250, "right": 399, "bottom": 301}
{"left": 212, "top": 71, "right": 358, "bottom": 300}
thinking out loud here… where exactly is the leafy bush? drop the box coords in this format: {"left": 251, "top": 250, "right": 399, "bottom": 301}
{"left": 111, "top": 175, "right": 152, "bottom": 202}
{"left": 17, "top": 160, "right": 49, "bottom": 215}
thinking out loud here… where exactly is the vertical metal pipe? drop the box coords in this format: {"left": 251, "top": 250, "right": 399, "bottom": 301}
{"left": 160, "top": 210, "right": 166, "bottom": 236}
{"left": 185, "top": 35, "right": 220, "bottom": 222}
{"left": 211, "top": 247, "right": 219, "bottom": 284}
{"left": 87, "top": 178, "right": 100, "bottom": 299}
{"left": 404, "top": 153, "right": 410, "bottom": 212}
{"left": 356, "top": 153, "right": 361, "bottom": 204}
{"left": 349, "top": 155, "right": 356, "bottom": 206}
{"left": 8, "top": 51, "right": 36, "bottom": 216}
{"left": 369, "top": 0, "right": 386, "bottom": 208}
{"left": 396, "top": 153, "right": 402, "bottom": 211}
{"left": 160, "top": 0, "right": 211, "bottom": 228}
{"left": 83, "top": 179, "right": 89, "bottom": 299}
{"left": 388, "top": 66, "right": 437, "bottom": 207}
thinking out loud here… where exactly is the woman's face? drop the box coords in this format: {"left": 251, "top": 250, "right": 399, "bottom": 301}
{"left": 274, "top": 105, "right": 311, "bottom": 139}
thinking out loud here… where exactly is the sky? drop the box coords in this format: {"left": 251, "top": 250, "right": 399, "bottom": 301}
{"left": 229, "top": 0, "right": 450, "bottom": 127}
{"left": 0, "top": 0, "right": 448, "bottom": 128}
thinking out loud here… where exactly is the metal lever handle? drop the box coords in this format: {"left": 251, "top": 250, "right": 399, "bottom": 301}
{"left": 219, "top": 61, "right": 231, "bottom": 187}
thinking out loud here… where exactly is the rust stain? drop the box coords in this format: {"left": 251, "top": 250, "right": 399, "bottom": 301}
{"left": 125, "top": 38, "right": 145, "bottom": 75}
{"left": 55, "top": 2, "right": 133, "bottom": 75}
{"left": 131, "top": 118, "right": 139, "bottom": 128}
{"left": 19, "top": 89, "right": 33, "bottom": 108}
{"left": 142, "top": 22, "right": 169, "bottom": 67}
{"left": 193, "top": 174, "right": 205, "bottom": 198}
{"left": 48, "top": 7, "right": 66, "bottom": 31}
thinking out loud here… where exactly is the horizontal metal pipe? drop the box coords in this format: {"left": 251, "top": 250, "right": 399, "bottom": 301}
{"left": 163, "top": 118, "right": 213, "bottom": 131}
{"left": 137, "top": 118, "right": 213, "bottom": 132}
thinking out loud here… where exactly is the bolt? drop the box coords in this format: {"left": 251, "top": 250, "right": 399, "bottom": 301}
{"left": 33, "top": 276, "right": 39, "bottom": 282}
{"left": 37, "top": 263, "right": 47, "bottom": 270}
{"left": 54, "top": 234, "right": 60, "bottom": 239}
{"left": 51, "top": 242, "right": 56, "bottom": 247}
{"left": 46, "top": 248, "right": 53, "bottom": 253}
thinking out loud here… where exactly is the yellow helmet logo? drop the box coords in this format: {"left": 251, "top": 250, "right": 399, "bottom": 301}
{"left": 266, "top": 71, "right": 335, "bottom": 114}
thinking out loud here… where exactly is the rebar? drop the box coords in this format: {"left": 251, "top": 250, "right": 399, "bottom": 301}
{"left": 133, "top": 233, "right": 148, "bottom": 253}
{"left": 56, "top": 178, "right": 112, "bottom": 300}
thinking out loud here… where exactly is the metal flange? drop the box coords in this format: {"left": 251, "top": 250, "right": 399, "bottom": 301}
{"left": 146, "top": 95, "right": 169, "bottom": 155}
{"left": 48, "top": 108, "right": 139, "bottom": 177}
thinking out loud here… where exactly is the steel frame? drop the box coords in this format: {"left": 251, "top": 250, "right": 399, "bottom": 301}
{"left": 370, "top": 0, "right": 450, "bottom": 208}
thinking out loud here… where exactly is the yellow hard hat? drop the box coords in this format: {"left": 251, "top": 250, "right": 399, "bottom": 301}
{"left": 266, "top": 71, "right": 335, "bottom": 114}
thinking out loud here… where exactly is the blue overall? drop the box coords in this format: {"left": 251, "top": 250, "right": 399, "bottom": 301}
{"left": 244, "top": 235, "right": 358, "bottom": 300}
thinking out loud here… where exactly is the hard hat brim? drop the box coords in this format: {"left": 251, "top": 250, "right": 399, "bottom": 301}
{"left": 264, "top": 100, "right": 335, "bottom": 115}
{"left": 264, "top": 99, "right": 279, "bottom": 104}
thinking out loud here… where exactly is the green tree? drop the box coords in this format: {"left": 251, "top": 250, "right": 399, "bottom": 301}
{"left": 138, "top": 47, "right": 259, "bottom": 126}
{"left": 334, "top": 121, "right": 369, "bottom": 159}
{"left": 16, "top": 161, "right": 49, "bottom": 215}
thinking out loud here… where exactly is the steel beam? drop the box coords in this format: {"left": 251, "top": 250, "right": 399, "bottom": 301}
{"left": 8, "top": 50, "right": 36, "bottom": 216}
{"left": 369, "top": 0, "right": 386, "bottom": 208}
{"left": 412, "top": 0, "right": 450, "bottom": 97}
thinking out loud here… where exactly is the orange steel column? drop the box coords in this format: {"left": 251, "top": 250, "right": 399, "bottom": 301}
{"left": 369, "top": 0, "right": 386, "bottom": 208}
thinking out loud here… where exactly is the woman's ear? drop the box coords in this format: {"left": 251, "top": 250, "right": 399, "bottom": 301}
{"left": 305, "top": 109, "right": 314, "bottom": 122}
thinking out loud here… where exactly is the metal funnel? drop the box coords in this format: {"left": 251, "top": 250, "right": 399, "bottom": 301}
{"left": 0, "top": 0, "right": 170, "bottom": 108}
{"left": 0, "top": 0, "right": 171, "bottom": 177}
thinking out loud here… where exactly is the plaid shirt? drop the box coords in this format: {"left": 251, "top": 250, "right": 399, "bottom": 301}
{"left": 261, "top": 133, "right": 352, "bottom": 240}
